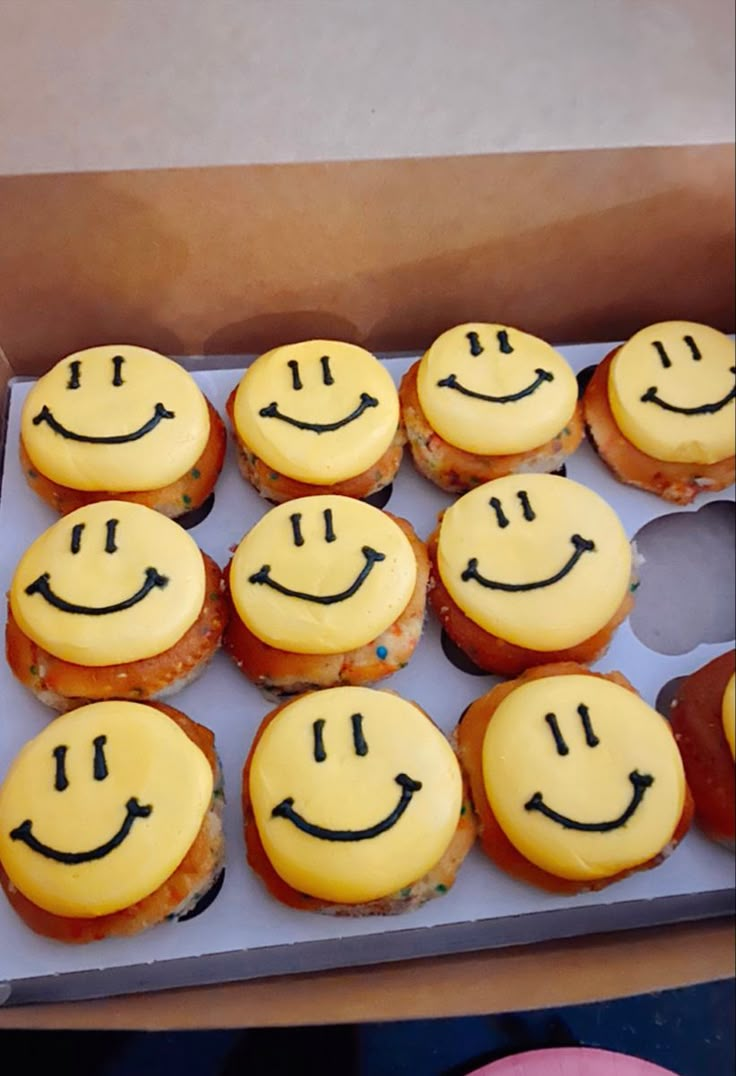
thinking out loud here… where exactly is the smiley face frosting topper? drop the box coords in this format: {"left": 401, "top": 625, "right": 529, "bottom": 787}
{"left": 10, "top": 501, "right": 206, "bottom": 666}
{"left": 482, "top": 675, "right": 686, "bottom": 881}
{"left": 723, "top": 673, "right": 736, "bottom": 760}
{"left": 416, "top": 323, "right": 578, "bottom": 455}
{"left": 248, "top": 687, "right": 462, "bottom": 903}
{"left": 232, "top": 340, "right": 400, "bottom": 484}
{"left": 437, "top": 474, "right": 632, "bottom": 651}
{"left": 229, "top": 495, "right": 417, "bottom": 654}
{"left": 608, "top": 322, "right": 736, "bottom": 464}
{"left": 21, "top": 346, "right": 210, "bottom": 491}
{"left": 0, "top": 702, "right": 213, "bottom": 917}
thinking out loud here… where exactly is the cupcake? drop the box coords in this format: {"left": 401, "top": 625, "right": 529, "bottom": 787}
{"left": 669, "top": 650, "right": 735, "bottom": 849}
{"left": 6, "top": 501, "right": 227, "bottom": 710}
{"left": 583, "top": 321, "right": 735, "bottom": 504}
{"left": 0, "top": 700, "right": 224, "bottom": 943}
{"left": 224, "top": 495, "right": 428, "bottom": 696}
{"left": 20, "top": 344, "right": 226, "bottom": 518}
{"left": 243, "top": 686, "right": 475, "bottom": 914}
{"left": 455, "top": 663, "right": 693, "bottom": 894}
{"left": 399, "top": 323, "right": 583, "bottom": 493}
{"left": 428, "top": 474, "right": 635, "bottom": 677}
{"left": 226, "top": 339, "right": 404, "bottom": 503}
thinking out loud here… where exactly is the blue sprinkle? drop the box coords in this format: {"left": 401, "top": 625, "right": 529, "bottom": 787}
{"left": 376, "top": 645, "right": 388, "bottom": 660}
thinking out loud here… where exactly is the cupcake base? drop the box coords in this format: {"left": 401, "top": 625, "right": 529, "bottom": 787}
{"left": 399, "top": 361, "right": 584, "bottom": 494}
{"left": 20, "top": 399, "right": 227, "bottom": 519}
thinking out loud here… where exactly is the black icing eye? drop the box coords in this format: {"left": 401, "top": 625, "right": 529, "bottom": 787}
{"left": 652, "top": 341, "right": 672, "bottom": 369}
{"left": 104, "top": 519, "right": 119, "bottom": 554}
{"left": 351, "top": 713, "right": 368, "bottom": 756}
{"left": 287, "top": 360, "right": 303, "bottom": 391}
{"left": 320, "top": 355, "right": 335, "bottom": 385}
{"left": 53, "top": 745, "right": 69, "bottom": 791}
{"left": 290, "top": 513, "right": 304, "bottom": 547}
{"left": 489, "top": 497, "right": 509, "bottom": 529}
{"left": 70, "top": 523, "right": 85, "bottom": 554}
{"left": 323, "top": 508, "right": 336, "bottom": 543}
{"left": 517, "top": 490, "right": 536, "bottom": 522}
{"left": 93, "top": 736, "right": 109, "bottom": 781}
{"left": 683, "top": 335, "right": 702, "bottom": 362}
{"left": 312, "top": 719, "right": 327, "bottom": 763}
{"left": 578, "top": 704, "right": 600, "bottom": 747}
{"left": 67, "top": 361, "right": 82, "bottom": 390}
{"left": 496, "top": 330, "right": 514, "bottom": 354}
{"left": 466, "top": 331, "right": 484, "bottom": 357}
{"left": 112, "top": 355, "right": 125, "bottom": 386}
{"left": 545, "top": 713, "right": 569, "bottom": 757}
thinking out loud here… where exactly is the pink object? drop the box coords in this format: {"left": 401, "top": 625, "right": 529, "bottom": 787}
{"left": 467, "top": 1047, "right": 679, "bottom": 1076}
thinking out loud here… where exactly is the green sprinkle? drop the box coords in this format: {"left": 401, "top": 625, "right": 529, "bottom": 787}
{"left": 562, "top": 426, "right": 571, "bottom": 436}
{"left": 269, "top": 472, "right": 279, "bottom": 481}
{"left": 182, "top": 494, "right": 192, "bottom": 506}
{"left": 27, "top": 469, "right": 39, "bottom": 479}
{"left": 209, "top": 592, "right": 220, "bottom": 602}
{"left": 460, "top": 805, "right": 467, "bottom": 816}
{"left": 435, "top": 883, "right": 448, "bottom": 894}
{"left": 630, "top": 581, "right": 640, "bottom": 592}
{"left": 29, "top": 665, "right": 38, "bottom": 677}
{"left": 191, "top": 468, "right": 201, "bottom": 479}
{"left": 400, "top": 887, "right": 412, "bottom": 898}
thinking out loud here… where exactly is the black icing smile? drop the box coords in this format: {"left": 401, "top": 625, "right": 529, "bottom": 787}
{"left": 249, "top": 546, "right": 385, "bottom": 604}
{"left": 640, "top": 368, "right": 736, "bottom": 416}
{"left": 32, "top": 402, "right": 176, "bottom": 444}
{"left": 437, "top": 368, "right": 554, "bottom": 403}
{"left": 10, "top": 797, "right": 153, "bottom": 864}
{"left": 24, "top": 567, "right": 169, "bottom": 615}
{"left": 524, "top": 770, "right": 654, "bottom": 832}
{"left": 271, "top": 773, "right": 422, "bottom": 841}
{"left": 258, "top": 392, "right": 379, "bottom": 432}
{"left": 462, "top": 534, "right": 595, "bottom": 592}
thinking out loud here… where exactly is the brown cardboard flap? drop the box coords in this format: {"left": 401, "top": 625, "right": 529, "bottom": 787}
{"left": 0, "top": 0, "right": 733, "bottom": 176}
{"left": 0, "top": 144, "right": 733, "bottom": 373}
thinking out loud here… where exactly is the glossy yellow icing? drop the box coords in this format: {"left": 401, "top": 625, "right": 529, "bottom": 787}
{"left": 416, "top": 323, "right": 578, "bottom": 454}
{"left": 249, "top": 687, "right": 462, "bottom": 903}
{"left": 437, "top": 474, "right": 632, "bottom": 650}
{"left": 10, "top": 501, "right": 206, "bottom": 666}
{"left": 482, "top": 675, "right": 686, "bottom": 881}
{"left": 21, "top": 345, "right": 210, "bottom": 491}
{"left": 722, "top": 673, "right": 735, "bottom": 760}
{"left": 231, "top": 340, "right": 400, "bottom": 484}
{"left": 608, "top": 322, "right": 736, "bottom": 464}
{"left": 0, "top": 702, "right": 213, "bottom": 917}
{"left": 229, "top": 495, "right": 417, "bottom": 654}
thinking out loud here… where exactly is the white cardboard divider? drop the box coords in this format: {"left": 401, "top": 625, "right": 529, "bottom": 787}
{"left": 0, "top": 344, "right": 733, "bottom": 1006}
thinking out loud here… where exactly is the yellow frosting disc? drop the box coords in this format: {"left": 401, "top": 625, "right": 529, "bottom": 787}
{"left": 10, "top": 501, "right": 206, "bottom": 666}
{"left": 232, "top": 340, "right": 400, "bottom": 484}
{"left": 723, "top": 673, "right": 736, "bottom": 760}
{"left": 0, "top": 702, "right": 213, "bottom": 917}
{"left": 229, "top": 495, "right": 417, "bottom": 654}
{"left": 482, "top": 675, "right": 686, "bottom": 881}
{"left": 437, "top": 474, "right": 632, "bottom": 650}
{"left": 608, "top": 322, "right": 736, "bottom": 464}
{"left": 416, "top": 323, "right": 578, "bottom": 454}
{"left": 21, "top": 345, "right": 210, "bottom": 491}
{"left": 249, "top": 687, "right": 462, "bottom": 903}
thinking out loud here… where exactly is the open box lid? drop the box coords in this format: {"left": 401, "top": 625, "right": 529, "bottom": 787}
{"left": 0, "top": 0, "right": 733, "bottom": 374}
{"left": 0, "top": 0, "right": 734, "bottom": 176}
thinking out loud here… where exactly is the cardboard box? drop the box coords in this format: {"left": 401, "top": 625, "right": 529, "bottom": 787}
{"left": 0, "top": 0, "right": 734, "bottom": 1027}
